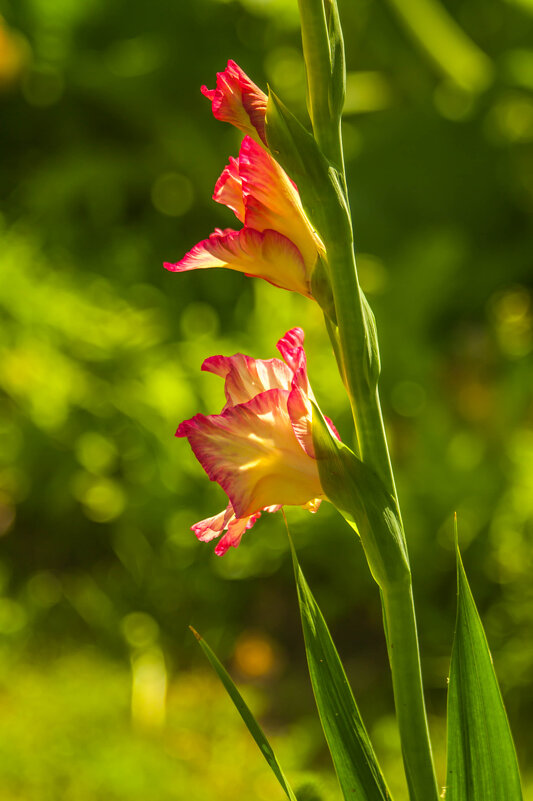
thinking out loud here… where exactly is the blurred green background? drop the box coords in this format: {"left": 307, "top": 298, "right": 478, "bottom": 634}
{"left": 0, "top": 0, "right": 532, "bottom": 798}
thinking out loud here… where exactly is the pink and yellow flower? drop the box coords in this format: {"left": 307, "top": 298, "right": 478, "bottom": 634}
{"left": 177, "top": 328, "right": 339, "bottom": 555}
{"left": 164, "top": 62, "right": 324, "bottom": 299}
{"left": 200, "top": 59, "right": 268, "bottom": 145}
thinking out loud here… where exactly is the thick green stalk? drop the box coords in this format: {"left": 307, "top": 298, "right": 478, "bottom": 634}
{"left": 297, "top": 0, "right": 330, "bottom": 130}
{"left": 325, "top": 235, "right": 395, "bottom": 496}
{"left": 297, "top": 2, "right": 440, "bottom": 798}
{"left": 324, "top": 208, "right": 439, "bottom": 801}
{"left": 382, "top": 581, "right": 440, "bottom": 801}
{"left": 296, "top": 0, "right": 345, "bottom": 170}
{"left": 326, "top": 159, "right": 439, "bottom": 801}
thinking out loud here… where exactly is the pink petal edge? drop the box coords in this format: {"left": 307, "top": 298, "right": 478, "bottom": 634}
{"left": 201, "top": 60, "right": 267, "bottom": 145}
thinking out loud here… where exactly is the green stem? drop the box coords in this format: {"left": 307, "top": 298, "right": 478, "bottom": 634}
{"left": 296, "top": 0, "right": 345, "bottom": 170}
{"left": 382, "top": 582, "right": 439, "bottom": 801}
{"left": 297, "top": 2, "right": 439, "bottom": 798}
{"left": 325, "top": 172, "right": 439, "bottom": 801}
{"left": 296, "top": 0, "right": 333, "bottom": 152}
{"left": 327, "top": 240, "right": 395, "bottom": 495}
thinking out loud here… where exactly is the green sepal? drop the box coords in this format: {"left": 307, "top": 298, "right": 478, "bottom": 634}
{"left": 190, "top": 627, "right": 299, "bottom": 801}
{"left": 289, "top": 538, "right": 392, "bottom": 801}
{"left": 311, "top": 255, "right": 337, "bottom": 323}
{"left": 445, "top": 531, "right": 523, "bottom": 801}
{"left": 360, "top": 290, "right": 381, "bottom": 388}
{"left": 311, "top": 403, "right": 409, "bottom": 590}
{"left": 265, "top": 90, "right": 349, "bottom": 238}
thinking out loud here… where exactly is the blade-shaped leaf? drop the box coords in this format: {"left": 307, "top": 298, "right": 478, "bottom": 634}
{"left": 190, "top": 627, "right": 298, "bottom": 801}
{"left": 446, "top": 536, "right": 523, "bottom": 801}
{"left": 289, "top": 541, "right": 392, "bottom": 801}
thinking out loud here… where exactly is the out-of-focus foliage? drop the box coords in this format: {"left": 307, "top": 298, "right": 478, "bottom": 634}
{"left": 0, "top": 0, "right": 532, "bottom": 797}
{"left": 0, "top": 644, "right": 341, "bottom": 801}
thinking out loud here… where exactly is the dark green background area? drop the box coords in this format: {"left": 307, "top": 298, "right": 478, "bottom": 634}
{"left": 0, "top": 0, "right": 532, "bottom": 798}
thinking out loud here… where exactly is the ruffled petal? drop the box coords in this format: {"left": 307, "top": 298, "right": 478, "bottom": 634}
{"left": 287, "top": 370, "right": 315, "bottom": 458}
{"left": 238, "top": 137, "right": 323, "bottom": 272}
{"left": 276, "top": 328, "right": 341, "bottom": 456}
{"left": 191, "top": 505, "right": 233, "bottom": 543}
{"left": 277, "top": 329, "right": 314, "bottom": 455}
{"left": 277, "top": 327, "right": 307, "bottom": 375}
{"left": 177, "top": 389, "right": 323, "bottom": 518}
{"left": 201, "top": 60, "right": 267, "bottom": 145}
{"left": 202, "top": 352, "right": 292, "bottom": 409}
{"left": 191, "top": 502, "right": 262, "bottom": 555}
{"left": 214, "top": 511, "right": 261, "bottom": 556}
{"left": 164, "top": 227, "right": 311, "bottom": 298}
{"left": 213, "top": 156, "right": 245, "bottom": 223}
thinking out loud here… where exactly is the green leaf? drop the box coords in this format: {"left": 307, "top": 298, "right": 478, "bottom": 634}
{"left": 190, "top": 627, "right": 299, "bottom": 801}
{"left": 446, "top": 533, "right": 523, "bottom": 801}
{"left": 311, "top": 403, "right": 409, "bottom": 591}
{"left": 289, "top": 540, "right": 392, "bottom": 801}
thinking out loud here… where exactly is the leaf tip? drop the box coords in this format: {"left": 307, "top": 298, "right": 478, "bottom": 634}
{"left": 189, "top": 625, "right": 202, "bottom": 642}
{"left": 453, "top": 514, "right": 466, "bottom": 585}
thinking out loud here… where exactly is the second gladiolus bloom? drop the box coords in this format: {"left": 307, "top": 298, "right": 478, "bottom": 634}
{"left": 177, "top": 328, "right": 339, "bottom": 555}
{"left": 165, "top": 61, "right": 324, "bottom": 299}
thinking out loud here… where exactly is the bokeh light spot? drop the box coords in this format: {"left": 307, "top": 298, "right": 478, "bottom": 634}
{"left": 81, "top": 478, "right": 126, "bottom": 522}
{"left": 391, "top": 381, "right": 426, "bottom": 417}
{"left": 27, "top": 571, "right": 62, "bottom": 607}
{"left": 151, "top": 173, "right": 194, "bottom": 217}
{"left": 75, "top": 431, "right": 117, "bottom": 474}
{"left": 447, "top": 431, "right": 485, "bottom": 471}
{"left": 344, "top": 71, "right": 392, "bottom": 115}
{"left": 488, "top": 286, "right": 532, "bottom": 357}
{"left": 234, "top": 631, "right": 279, "bottom": 679}
{"left": 22, "top": 65, "right": 64, "bottom": 107}
{"left": 504, "top": 49, "right": 533, "bottom": 91}
{"left": 486, "top": 92, "right": 533, "bottom": 143}
{"left": 0, "top": 598, "right": 26, "bottom": 634}
{"left": 264, "top": 47, "right": 305, "bottom": 100}
{"left": 106, "top": 36, "right": 164, "bottom": 78}
{"left": 180, "top": 302, "right": 219, "bottom": 339}
{"left": 434, "top": 80, "right": 475, "bottom": 120}
{"left": 0, "top": 19, "right": 30, "bottom": 89}
{"left": 122, "top": 611, "right": 159, "bottom": 649}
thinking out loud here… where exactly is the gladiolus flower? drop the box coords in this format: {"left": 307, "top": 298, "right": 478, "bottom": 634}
{"left": 201, "top": 59, "right": 268, "bottom": 145}
{"left": 177, "top": 328, "right": 339, "bottom": 555}
{"left": 165, "top": 135, "right": 324, "bottom": 298}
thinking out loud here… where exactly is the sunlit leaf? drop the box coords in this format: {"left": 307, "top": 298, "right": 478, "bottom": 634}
{"left": 289, "top": 541, "right": 392, "bottom": 801}
{"left": 190, "top": 627, "right": 299, "bottom": 801}
{"left": 446, "top": 531, "right": 523, "bottom": 800}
